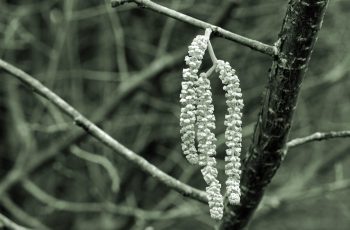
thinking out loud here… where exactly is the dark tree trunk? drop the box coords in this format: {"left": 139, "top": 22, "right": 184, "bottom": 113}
{"left": 220, "top": 0, "right": 329, "bottom": 229}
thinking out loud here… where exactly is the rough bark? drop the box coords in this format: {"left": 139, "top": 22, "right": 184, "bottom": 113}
{"left": 219, "top": 0, "right": 329, "bottom": 229}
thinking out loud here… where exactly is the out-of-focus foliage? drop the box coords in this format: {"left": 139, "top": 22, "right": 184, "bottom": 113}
{"left": 0, "top": 0, "right": 349, "bottom": 229}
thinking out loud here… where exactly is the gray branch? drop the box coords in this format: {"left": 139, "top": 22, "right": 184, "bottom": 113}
{"left": 287, "top": 131, "right": 350, "bottom": 148}
{"left": 111, "top": 0, "right": 277, "bottom": 56}
{"left": 0, "top": 213, "right": 31, "bottom": 230}
{"left": 0, "top": 58, "right": 207, "bottom": 204}
{"left": 257, "top": 178, "right": 350, "bottom": 219}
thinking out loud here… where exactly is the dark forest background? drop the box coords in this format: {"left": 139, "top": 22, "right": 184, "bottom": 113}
{"left": 0, "top": 0, "right": 349, "bottom": 229}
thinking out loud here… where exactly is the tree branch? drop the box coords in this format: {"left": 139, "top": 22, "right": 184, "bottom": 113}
{"left": 0, "top": 1, "right": 238, "bottom": 203}
{"left": 70, "top": 146, "right": 120, "bottom": 193}
{"left": 0, "top": 49, "right": 184, "bottom": 198}
{"left": 105, "top": 0, "right": 129, "bottom": 80}
{"left": 0, "top": 58, "right": 207, "bottom": 204}
{"left": 252, "top": 132, "right": 350, "bottom": 220}
{"left": 0, "top": 196, "right": 50, "bottom": 230}
{"left": 155, "top": 0, "right": 180, "bottom": 58}
{"left": 256, "top": 178, "right": 350, "bottom": 219}
{"left": 287, "top": 131, "right": 350, "bottom": 148}
{"left": 0, "top": 213, "right": 31, "bottom": 230}
{"left": 22, "top": 179, "right": 197, "bottom": 220}
{"left": 220, "top": 0, "right": 329, "bottom": 229}
{"left": 111, "top": 0, "right": 277, "bottom": 56}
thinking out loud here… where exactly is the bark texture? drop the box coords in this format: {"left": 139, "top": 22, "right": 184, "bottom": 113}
{"left": 219, "top": 0, "right": 329, "bottom": 229}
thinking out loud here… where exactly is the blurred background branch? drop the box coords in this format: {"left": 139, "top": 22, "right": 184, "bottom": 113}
{"left": 1, "top": 196, "right": 50, "bottom": 230}
{"left": 0, "top": 58, "right": 208, "bottom": 203}
{"left": 70, "top": 146, "right": 120, "bottom": 193}
{"left": 0, "top": 0, "right": 349, "bottom": 229}
{"left": 0, "top": 212, "right": 32, "bottom": 230}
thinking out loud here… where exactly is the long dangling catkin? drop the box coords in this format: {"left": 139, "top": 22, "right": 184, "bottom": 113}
{"left": 196, "top": 72, "right": 223, "bottom": 220}
{"left": 216, "top": 60, "right": 243, "bottom": 205}
{"left": 180, "top": 30, "right": 243, "bottom": 220}
{"left": 180, "top": 34, "right": 209, "bottom": 165}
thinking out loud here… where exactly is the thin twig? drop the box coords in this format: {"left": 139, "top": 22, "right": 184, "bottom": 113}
{"left": 6, "top": 80, "right": 37, "bottom": 167}
{"left": 111, "top": 0, "right": 277, "bottom": 56}
{"left": 105, "top": 0, "right": 129, "bottom": 80}
{"left": 0, "top": 50, "right": 184, "bottom": 198}
{"left": 0, "top": 196, "right": 50, "bottom": 230}
{"left": 203, "top": 36, "right": 218, "bottom": 76}
{"left": 256, "top": 178, "right": 350, "bottom": 219}
{"left": 284, "top": 178, "right": 350, "bottom": 201}
{"left": 287, "top": 131, "right": 350, "bottom": 148}
{"left": 204, "top": 27, "right": 212, "bottom": 39}
{"left": 22, "top": 180, "right": 201, "bottom": 220}
{"left": 259, "top": 132, "right": 350, "bottom": 220}
{"left": 155, "top": 0, "right": 180, "bottom": 58}
{"left": 0, "top": 58, "right": 207, "bottom": 203}
{"left": 70, "top": 146, "right": 120, "bottom": 192}
{"left": 207, "top": 41, "right": 217, "bottom": 64}
{"left": 0, "top": 213, "right": 31, "bottom": 230}
{"left": 203, "top": 61, "right": 217, "bottom": 78}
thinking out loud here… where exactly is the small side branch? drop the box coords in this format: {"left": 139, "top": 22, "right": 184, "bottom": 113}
{"left": 0, "top": 195, "right": 50, "bottom": 230}
{"left": 111, "top": 0, "right": 277, "bottom": 56}
{"left": 23, "top": 179, "right": 201, "bottom": 220}
{"left": 0, "top": 58, "right": 207, "bottom": 204}
{"left": 205, "top": 38, "right": 218, "bottom": 77}
{"left": 257, "top": 178, "right": 350, "bottom": 219}
{"left": 22, "top": 180, "right": 188, "bottom": 220}
{"left": 0, "top": 213, "right": 31, "bottom": 230}
{"left": 70, "top": 146, "right": 120, "bottom": 192}
{"left": 208, "top": 41, "right": 218, "bottom": 64}
{"left": 287, "top": 131, "right": 350, "bottom": 148}
{"left": 281, "top": 178, "right": 350, "bottom": 202}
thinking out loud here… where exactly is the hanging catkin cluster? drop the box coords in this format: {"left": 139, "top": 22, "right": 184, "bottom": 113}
{"left": 180, "top": 34, "right": 208, "bottom": 165}
{"left": 216, "top": 60, "right": 243, "bottom": 205}
{"left": 197, "top": 72, "right": 223, "bottom": 219}
{"left": 179, "top": 29, "right": 243, "bottom": 220}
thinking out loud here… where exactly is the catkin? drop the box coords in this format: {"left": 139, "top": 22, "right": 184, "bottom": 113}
{"left": 180, "top": 30, "right": 243, "bottom": 220}
{"left": 197, "top": 72, "right": 223, "bottom": 220}
{"left": 216, "top": 60, "right": 243, "bottom": 205}
{"left": 180, "top": 35, "right": 208, "bottom": 165}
